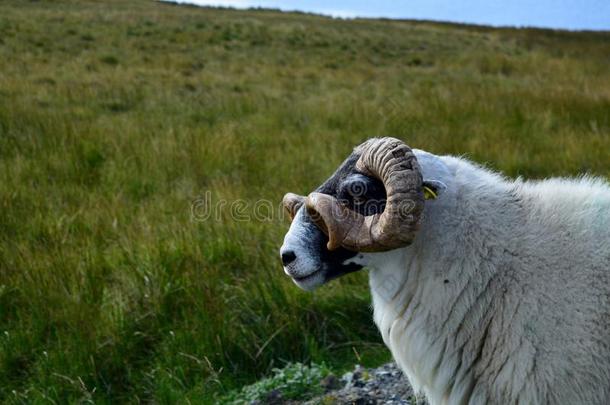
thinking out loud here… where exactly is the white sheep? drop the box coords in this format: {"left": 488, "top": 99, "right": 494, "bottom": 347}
{"left": 280, "top": 137, "right": 610, "bottom": 404}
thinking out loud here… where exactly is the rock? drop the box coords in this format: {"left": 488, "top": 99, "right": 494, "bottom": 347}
{"left": 352, "top": 379, "right": 366, "bottom": 388}
{"left": 341, "top": 371, "right": 354, "bottom": 385}
{"left": 320, "top": 374, "right": 344, "bottom": 392}
{"left": 304, "top": 362, "right": 418, "bottom": 405}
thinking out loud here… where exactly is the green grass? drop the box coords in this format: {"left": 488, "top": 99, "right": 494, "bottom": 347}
{"left": 0, "top": 0, "right": 608, "bottom": 402}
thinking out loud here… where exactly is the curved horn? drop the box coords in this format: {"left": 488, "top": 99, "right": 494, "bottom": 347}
{"left": 282, "top": 193, "right": 306, "bottom": 220}
{"left": 306, "top": 137, "right": 424, "bottom": 252}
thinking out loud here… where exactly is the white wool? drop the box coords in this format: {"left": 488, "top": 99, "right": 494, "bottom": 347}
{"left": 358, "top": 151, "right": 610, "bottom": 404}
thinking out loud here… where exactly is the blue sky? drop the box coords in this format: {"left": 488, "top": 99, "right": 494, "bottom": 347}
{"left": 169, "top": 0, "right": 610, "bottom": 30}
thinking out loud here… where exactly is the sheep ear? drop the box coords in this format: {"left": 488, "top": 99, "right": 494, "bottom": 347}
{"left": 423, "top": 180, "right": 447, "bottom": 200}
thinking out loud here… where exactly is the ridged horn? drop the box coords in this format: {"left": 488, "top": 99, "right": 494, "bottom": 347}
{"left": 282, "top": 192, "right": 306, "bottom": 220}
{"left": 305, "top": 137, "right": 424, "bottom": 252}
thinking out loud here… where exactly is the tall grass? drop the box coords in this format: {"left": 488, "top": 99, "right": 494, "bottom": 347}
{"left": 0, "top": 0, "right": 608, "bottom": 402}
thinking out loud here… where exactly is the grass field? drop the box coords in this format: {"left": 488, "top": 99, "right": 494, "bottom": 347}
{"left": 0, "top": 0, "right": 608, "bottom": 402}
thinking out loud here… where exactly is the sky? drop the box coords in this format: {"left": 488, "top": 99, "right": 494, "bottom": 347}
{"left": 168, "top": 0, "right": 610, "bottom": 30}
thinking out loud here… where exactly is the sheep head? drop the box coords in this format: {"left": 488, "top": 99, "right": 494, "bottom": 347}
{"left": 303, "top": 138, "right": 424, "bottom": 252}
{"left": 280, "top": 137, "right": 426, "bottom": 290}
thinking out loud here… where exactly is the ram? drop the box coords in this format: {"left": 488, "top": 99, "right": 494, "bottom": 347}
{"left": 279, "top": 137, "right": 610, "bottom": 404}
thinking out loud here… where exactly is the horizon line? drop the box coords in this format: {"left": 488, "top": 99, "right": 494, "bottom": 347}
{"left": 161, "top": 0, "right": 610, "bottom": 33}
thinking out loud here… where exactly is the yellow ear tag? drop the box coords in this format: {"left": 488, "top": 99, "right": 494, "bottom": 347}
{"left": 423, "top": 186, "right": 438, "bottom": 200}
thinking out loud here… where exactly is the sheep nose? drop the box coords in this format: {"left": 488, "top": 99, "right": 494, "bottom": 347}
{"left": 281, "top": 250, "right": 297, "bottom": 266}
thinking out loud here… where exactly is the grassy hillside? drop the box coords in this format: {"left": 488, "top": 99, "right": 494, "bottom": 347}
{"left": 0, "top": 0, "right": 608, "bottom": 402}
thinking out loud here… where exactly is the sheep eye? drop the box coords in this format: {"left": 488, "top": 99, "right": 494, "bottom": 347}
{"left": 352, "top": 195, "right": 367, "bottom": 206}
{"left": 339, "top": 174, "right": 386, "bottom": 215}
{"left": 338, "top": 176, "right": 372, "bottom": 208}
{"left": 346, "top": 180, "right": 368, "bottom": 198}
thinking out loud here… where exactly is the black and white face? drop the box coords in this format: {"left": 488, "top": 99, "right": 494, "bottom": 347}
{"left": 279, "top": 152, "right": 387, "bottom": 291}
